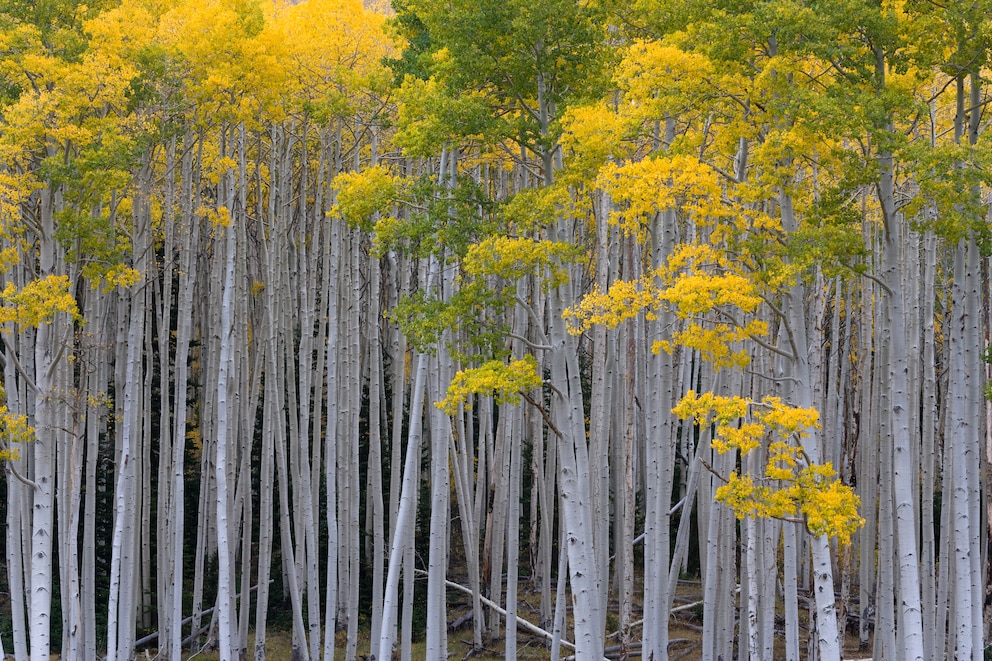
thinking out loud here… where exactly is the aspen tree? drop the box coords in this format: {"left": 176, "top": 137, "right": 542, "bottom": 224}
{"left": 376, "top": 311, "right": 432, "bottom": 661}
{"left": 212, "top": 161, "right": 238, "bottom": 661}
{"left": 366, "top": 245, "right": 387, "bottom": 652}
{"left": 0, "top": 2, "right": 141, "bottom": 656}
{"left": 5, "top": 1, "right": 992, "bottom": 659}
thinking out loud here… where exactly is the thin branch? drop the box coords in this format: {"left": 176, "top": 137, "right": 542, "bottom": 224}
{"left": 698, "top": 456, "right": 728, "bottom": 484}
{"left": 514, "top": 295, "right": 548, "bottom": 341}
{"left": 507, "top": 332, "right": 551, "bottom": 351}
{"left": 701, "top": 158, "right": 741, "bottom": 184}
{"left": 135, "top": 581, "right": 272, "bottom": 650}
{"left": 746, "top": 370, "right": 800, "bottom": 384}
{"left": 47, "top": 326, "right": 75, "bottom": 381}
{"left": 710, "top": 308, "right": 795, "bottom": 360}
{"left": 412, "top": 569, "right": 585, "bottom": 654}
{"left": 756, "top": 295, "right": 801, "bottom": 360}
{"left": 1, "top": 334, "right": 38, "bottom": 394}
{"left": 858, "top": 269, "right": 894, "bottom": 296}
{"left": 5, "top": 463, "right": 39, "bottom": 490}
{"left": 520, "top": 391, "right": 562, "bottom": 438}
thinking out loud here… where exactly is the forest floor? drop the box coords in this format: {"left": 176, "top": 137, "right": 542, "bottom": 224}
{"left": 12, "top": 577, "right": 874, "bottom": 660}
{"left": 169, "top": 576, "right": 875, "bottom": 660}
{"left": 329, "top": 577, "right": 876, "bottom": 661}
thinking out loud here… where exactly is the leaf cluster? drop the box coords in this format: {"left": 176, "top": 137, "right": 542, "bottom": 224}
{"left": 435, "top": 355, "right": 541, "bottom": 414}
{"left": 674, "top": 388, "right": 863, "bottom": 543}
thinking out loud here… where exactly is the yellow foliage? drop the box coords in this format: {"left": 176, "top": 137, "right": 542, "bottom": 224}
{"left": 0, "top": 385, "right": 32, "bottom": 462}
{"left": 675, "top": 389, "right": 862, "bottom": 543}
{"left": 436, "top": 356, "right": 542, "bottom": 415}
{"left": 598, "top": 155, "right": 732, "bottom": 238}
{"left": 207, "top": 156, "right": 238, "bottom": 186}
{"left": 755, "top": 395, "right": 819, "bottom": 435}
{"left": 0, "top": 276, "right": 80, "bottom": 328}
{"left": 718, "top": 460, "right": 864, "bottom": 546}
{"left": 671, "top": 390, "right": 749, "bottom": 427}
{"left": 563, "top": 278, "right": 656, "bottom": 334}
{"left": 560, "top": 103, "right": 635, "bottom": 173}
{"left": 92, "top": 265, "right": 142, "bottom": 293}
{"left": 463, "top": 236, "right": 575, "bottom": 287}
{"left": 501, "top": 185, "right": 574, "bottom": 234}
{"left": 657, "top": 272, "right": 762, "bottom": 317}
{"left": 716, "top": 473, "right": 797, "bottom": 522}
{"left": 0, "top": 248, "right": 19, "bottom": 273}
{"left": 195, "top": 205, "right": 231, "bottom": 228}
{"left": 332, "top": 165, "right": 400, "bottom": 228}
{"left": 274, "top": 0, "right": 394, "bottom": 107}
{"left": 713, "top": 421, "right": 765, "bottom": 454}
{"left": 84, "top": 1, "right": 157, "bottom": 62}
{"left": 153, "top": 0, "right": 395, "bottom": 124}
{"left": 615, "top": 40, "right": 719, "bottom": 121}
{"left": 567, "top": 241, "right": 767, "bottom": 369}
{"left": 657, "top": 323, "right": 754, "bottom": 369}
{"left": 796, "top": 465, "right": 864, "bottom": 545}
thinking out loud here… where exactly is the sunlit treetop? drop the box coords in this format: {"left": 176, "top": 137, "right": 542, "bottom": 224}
{"left": 0, "top": 0, "right": 114, "bottom": 66}
{"left": 0, "top": 1, "right": 151, "bottom": 250}
{"left": 152, "top": 0, "right": 290, "bottom": 125}
{"left": 273, "top": 0, "right": 396, "bottom": 118}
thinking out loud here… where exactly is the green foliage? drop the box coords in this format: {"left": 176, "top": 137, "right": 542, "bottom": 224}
{"left": 982, "top": 346, "right": 992, "bottom": 403}
{"left": 388, "top": 0, "right": 609, "bottom": 155}
{"left": 903, "top": 140, "right": 992, "bottom": 247}
{"left": 393, "top": 75, "right": 499, "bottom": 157}
{"left": 0, "top": 0, "right": 110, "bottom": 63}
{"left": 391, "top": 281, "right": 510, "bottom": 357}
{"left": 124, "top": 42, "right": 189, "bottom": 120}
{"left": 785, "top": 188, "right": 871, "bottom": 277}
{"left": 383, "top": 0, "right": 433, "bottom": 85}
{"left": 334, "top": 168, "right": 498, "bottom": 259}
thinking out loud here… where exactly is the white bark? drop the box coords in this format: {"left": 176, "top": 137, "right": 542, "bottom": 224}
{"left": 879, "top": 154, "right": 925, "bottom": 661}
{"left": 426, "top": 350, "right": 451, "bottom": 659}
{"left": 779, "top": 191, "right": 842, "bottom": 661}
{"left": 322, "top": 203, "right": 342, "bottom": 661}
{"left": 548, "top": 274, "right": 604, "bottom": 658}
{"left": 377, "top": 247, "right": 435, "bottom": 660}
{"left": 213, "top": 197, "right": 238, "bottom": 661}
{"left": 106, "top": 178, "right": 151, "bottom": 661}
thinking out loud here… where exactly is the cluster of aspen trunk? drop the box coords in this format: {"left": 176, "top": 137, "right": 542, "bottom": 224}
{"left": 0, "top": 0, "right": 989, "bottom": 660}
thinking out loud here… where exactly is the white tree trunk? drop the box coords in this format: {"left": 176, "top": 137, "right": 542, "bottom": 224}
{"left": 378, "top": 248, "right": 436, "bottom": 660}
{"left": 213, "top": 198, "right": 238, "bottom": 661}
{"left": 548, "top": 278, "right": 604, "bottom": 658}
{"left": 879, "top": 156, "right": 925, "bottom": 661}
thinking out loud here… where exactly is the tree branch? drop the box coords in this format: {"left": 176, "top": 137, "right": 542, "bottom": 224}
{"left": 520, "top": 391, "right": 562, "bottom": 438}
{"left": 412, "top": 569, "right": 587, "bottom": 655}
{"left": 5, "top": 462, "right": 39, "bottom": 491}
{"left": 507, "top": 332, "right": 551, "bottom": 351}
{"left": 1, "top": 334, "right": 38, "bottom": 394}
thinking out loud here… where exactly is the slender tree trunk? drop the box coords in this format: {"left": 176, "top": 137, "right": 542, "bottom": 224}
{"left": 378, "top": 255, "right": 438, "bottom": 661}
